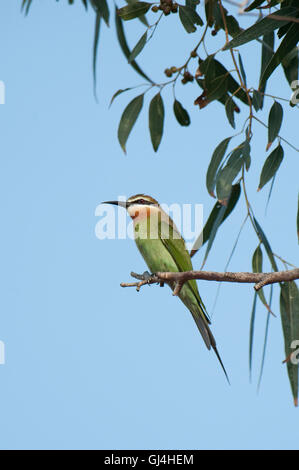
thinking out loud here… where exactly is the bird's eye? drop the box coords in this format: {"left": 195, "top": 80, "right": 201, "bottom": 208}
{"left": 138, "top": 199, "right": 146, "bottom": 204}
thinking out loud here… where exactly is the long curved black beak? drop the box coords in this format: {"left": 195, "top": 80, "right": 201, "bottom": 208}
{"left": 101, "top": 200, "right": 128, "bottom": 209}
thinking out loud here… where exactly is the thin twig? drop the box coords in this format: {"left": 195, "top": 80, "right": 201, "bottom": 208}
{"left": 120, "top": 268, "right": 299, "bottom": 294}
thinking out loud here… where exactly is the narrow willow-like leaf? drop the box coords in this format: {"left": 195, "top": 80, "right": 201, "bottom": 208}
{"left": 249, "top": 291, "right": 258, "bottom": 381}
{"left": 191, "top": 183, "right": 241, "bottom": 257}
{"left": 186, "top": 0, "right": 200, "bottom": 9}
{"left": 259, "top": 31, "right": 274, "bottom": 106}
{"left": 81, "top": 0, "right": 88, "bottom": 10}
{"left": 22, "top": 0, "right": 33, "bottom": 15}
{"left": 253, "top": 216, "right": 279, "bottom": 272}
{"left": 267, "top": 101, "right": 283, "bottom": 150}
{"left": 282, "top": 46, "right": 299, "bottom": 88}
{"left": 225, "top": 96, "right": 236, "bottom": 129}
{"left": 207, "top": 74, "right": 229, "bottom": 102}
{"left": 201, "top": 205, "right": 226, "bottom": 268}
{"left": 125, "top": 0, "right": 149, "bottom": 26}
{"left": 91, "top": 0, "right": 110, "bottom": 26}
{"left": 252, "top": 89, "right": 263, "bottom": 112}
{"left": 115, "top": 8, "right": 153, "bottom": 83}
{"left": 280, "top": 282, "right": 299, "bottom": 406}
{"left": 206, "top": 137, "right": 231, "bottom": 197}
{"left": 109, "top": 88, "right": 132, "bottom": 107}
{"left": 129, "top": 31, "right": 147, "bottom": 63}
{"left": 216, "top": 147, "right": 244, "bottom": 204}
{"left": 173, "top": 100, "right": 190, "bottom": 126}
{"left": 149, "top": 93, "right": 164, "bottom": 152}
{"left": 179, "top": 5, "right": 203, "bottom": 34}
{"left": 258, "top": 144, "right": 284, "bottom": 191}
{"left": 242, "top": 139, "right": 251, "bottom": 171}
{"left": 252, "top": 246, "right": 274, "bottom": 315}
{"left": 93, "top": 12, "right": 101, "bottom": 99}
{"left": 260, "top": 23, "right": 299, "bottom": 89}
{"left": 257, "top": 286, "right": 272, "bottom": 391}
{"left": 245, "top": 0, "right": 265, "bottom": 11}
{"left": 117, "top": 2, "right": 152, "bottom": 21}
{"left": 223, "top": 6, "right": 298, "bottom": 50}
{"left": 238, "top": 53, "right": 247, "bottom": 87}
{"left": 118, "top": 94, "right": 144, "bottom": 153}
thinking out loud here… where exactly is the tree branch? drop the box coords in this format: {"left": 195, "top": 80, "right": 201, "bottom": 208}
{"left": 120, "top": 268, "right": 299, "bottom": 295}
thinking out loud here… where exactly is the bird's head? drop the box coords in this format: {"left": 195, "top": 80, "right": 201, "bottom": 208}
{"left": 102, "top": 194, "right": 159, "bottom": 220}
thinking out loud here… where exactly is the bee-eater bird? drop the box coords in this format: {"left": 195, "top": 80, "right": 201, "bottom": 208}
{"left": 102, "top": 194, "right": 229, "bottom": 382}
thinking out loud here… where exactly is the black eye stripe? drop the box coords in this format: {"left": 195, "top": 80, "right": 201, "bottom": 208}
{"left": 135, "top": 199, "right": 150, "bottom": 205}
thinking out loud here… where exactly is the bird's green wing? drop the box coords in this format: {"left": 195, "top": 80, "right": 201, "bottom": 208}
{"left": 158, "top": 219, "right": 211, "bottom": 324}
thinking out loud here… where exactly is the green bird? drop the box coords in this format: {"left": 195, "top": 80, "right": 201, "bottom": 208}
{"left": 103, "top": 194, "right": 229, "bottom": 381}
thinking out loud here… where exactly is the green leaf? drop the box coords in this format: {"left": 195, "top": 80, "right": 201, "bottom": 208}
{"left": 245, "top": 0, "right": 265, "bottom": 11}
{"left": 252, "top": 89, "right": 263, "bottom": 112}
{"left": 115, "top": 8, "right": 153, "bottom": 83}
{"left": 258, "top": 144, "right": 284, "bottom": 191}
{"left": 280, "top": 281, "right": 299, "bottom": 406}
{"left": 149, "top": 93, "right": 164, "bottom": 152}
{"left": 117, "top": 2, "right": 152, "bottom": 21}
{"left": 92, "top": 12, "right": 101, "bottom": 99}
{"left": 129, "top": 31, "right": 147, "bottom": 62}
{"left": 241, "top": 139, "right": 251, "bottom": 171}
{"left": 22, "top": 0, "right": 33, "bottom": 15}
{"left": 225, "top": 96, "right": 236, "bottom": 129}
{"left": 249, "top": 291, "right": 258, "bottom": 381}
{"left": 252, "top": 216, "right": 279, "bottom": 272}
{"left": 238, "top": 53, "right": 247, "bottom": 87}
{"left": 201, "top": 204, "right": 226, "bottom": 267}
{"left": 267, "top": 101, "right": 283, "bottom": 150}
{"left": 216, "top": 147, "right": 244, "bottom": 204}
{"left": 259, "top": 31, "right": 274, "bottom": 106}
{"left": 259, "top": 23, "right": 299, "bottom": 89}
{"left": 206, "top": 74, "right": 229, "bottom": 102}
{"left": 252, "top": 246, "right": 273, "bottom": 314}
{"left": 282, "top": 46, "right": 299, "bottom": 88}
{"left": 223, "top": 6, "right": 299, "bottom": 50}
{"left": 213, "top": 3, "right": 241, "bottom": 38}
{"left": 109, "top": 88, "right": 132, "bottom": 107}
{"left": 257, "top": 287, "right": 272, "bottom": 390}
{"left": 179, "top": 5, "right": 203, "bottom": 34}
{"left": 91, "top": 0, "right": 110, "bottom": 26}
{"left": 81, "top": 0, "right": 88, "bottom": 10}
{"left": 118, "top": 94, "right": 144, "bottom": 153}
{"left": 198, "top": 56, "right": 248, "bottom": 105}
{"left": 186, "top": 0, "right": 200, "bottom": 9}
{"left": 206, "top": 137, "right": 231, "bottom": 197}
{"left": 125, "top": 0, "right": 149, "bottom": 26}
{"left": 173, "top": 100, "right": 190, "bottom": 126}
{"left": 259, "top": 31, "right": 274, "bottom": 105}
{"left": 191, "top": 183, "right": 241, "bottom": 257}
{"left": 252, "top": 245, "right": 263, "bottom": 274}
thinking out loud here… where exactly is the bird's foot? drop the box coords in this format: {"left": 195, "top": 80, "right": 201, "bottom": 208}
{"left": 120, "top": 271, "right": 159, "bottom": 292}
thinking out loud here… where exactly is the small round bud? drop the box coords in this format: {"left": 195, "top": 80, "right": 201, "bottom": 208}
{"left": 211, "top": 29, "right": 217, "bottom": 36}
{"left": 181, "top": 78, "right": 187, "bottom": 85}
{"left": 170, "top": 66, "right": 177, "bottom": 73}
{"left": 151, "top": 5, "right": 159, "bottom": 12}
{"left": 171, "top": 3, "right": 178, "bottom": 12}
{"left": 164, "top": 6, "right": 171, "bottom": 14}
{"left": 164, "top": 68, "right": 172, "bottom": 77}
{"left": 190, "top": 50, "right": 197, "bottom": 58}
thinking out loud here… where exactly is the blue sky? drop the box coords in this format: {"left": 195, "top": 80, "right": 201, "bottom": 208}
{"left": 0, "top": 1, "right": 298, "bottom": 450}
